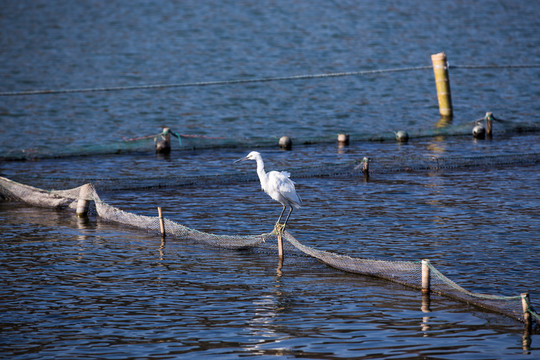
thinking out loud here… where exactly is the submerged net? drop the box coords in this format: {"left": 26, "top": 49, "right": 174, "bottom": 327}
{"left": 5, "top": 151, "right": 539, "bottom": 193}
{"left": 2, "top": 115, "right": 539, "bottom": 161}
{"left": 0, "top": 175, "right": 537, "bottom": 324}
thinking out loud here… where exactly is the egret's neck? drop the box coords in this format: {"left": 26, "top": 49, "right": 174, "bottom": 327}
{"left": 254, "top": 157, "right": 267, "bottom": 186}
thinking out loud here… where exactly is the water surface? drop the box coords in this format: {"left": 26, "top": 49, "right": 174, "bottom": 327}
{"left": 1, "top": 0, "right": 539, "bottom": 358}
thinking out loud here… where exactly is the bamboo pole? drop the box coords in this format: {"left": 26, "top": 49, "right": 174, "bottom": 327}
{"left": 76, "top": 184, "right": 91, "bottom": 218}
{"left": 421, "top": 259, "right": 430, "bottom": 294}
{"left": 158, "top": 207, "right": 166, "bottom": 238}
{"left": 431, "top": 52, "right": 453, "bottom": 118}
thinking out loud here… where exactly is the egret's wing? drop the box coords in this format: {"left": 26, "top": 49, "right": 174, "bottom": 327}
{"left": 269, "top": 171, "right": 302, "bottom": 207}
{"left": 280, "top": 171, "right": 291, "bottom": 178}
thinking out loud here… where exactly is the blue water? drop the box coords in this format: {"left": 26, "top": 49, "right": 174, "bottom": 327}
{"left": 1, "top": 0, "right": 540, "bottom": 358}
{"left": 1, "top": 0, "right": 540, "bottom": 157}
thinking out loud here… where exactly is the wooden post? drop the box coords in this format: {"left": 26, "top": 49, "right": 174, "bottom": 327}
{"left": 421, "top": 259, "right": 431, "bottom": 325}
{"left": 421, "top": 259, "right": 430, "bottom": 294}
{"left": 158, "top": 207, "right": 166, "bottom": 238}
{"left": 155, "top": 127, "right": 172, "bottom": 154}
{"left": 361, "top": 156, "right": 370, "bottom": 182}
{"left": 522, "top": 293, "right": 532, "bottom": 351}
{"left": 431, "top": 52, "right": 453, "bottom": 118}
{"left": 277, "top": 231, "right": 284, "bottom": 259}
{"left": 337, "top": 133, "right": 349, "bottom": 146}
{"left": 421, "top": 292, "right": 431, "bottom": 313}
{"left": 521, "top": 293, "right": 532, "bottom": 330}
{"left": 76, "top": 184, "right": 91, "bottom": 218}
{"left": 485, "top": 112, "right": 493, "bottom": 138}
{"left": 361, "top": 157, "right": 369, "bottom": 174}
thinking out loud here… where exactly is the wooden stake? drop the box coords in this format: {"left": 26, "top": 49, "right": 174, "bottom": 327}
{"left": 158, "top": 207, "right": 166, "bottom": 238}
{"left": 522, "top": 292, "right": 532, "bottom": 351}
{"left": 485, "top": 112, "right": 493, "bottom": 138}
{"left": 431, "top": 52, "right": 453, "bottom": 118}
{"left": 421, "top": 292, "right": 431, "bottom": 313}
{"left": 277, "top": 230, "right": 284, "bottom": 259}
{"left": 337, "top": 133, "right": 349, "bottom": 146}
{"left": 521, "top": 293, "right": 532, "bottom": 330}
{"left": 76, "top": 184, "right": 91, "bottom": 218}
{"left": 361, "top": 157, "right": 370, "bottom": 182}
{"left": 155, "top": 127, "right": 171, "bottom": 154}
{"left": 361, "top": 157, "right": 369, "bottom": 174}
{"left": 421, "top": 259, "right": 430, "bottom": 294}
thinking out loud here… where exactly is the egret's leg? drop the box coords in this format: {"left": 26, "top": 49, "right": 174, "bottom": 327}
{"left": 276, "top": 205, "right": 286, "bottom": 225}
{"left": 282, "top": 207, "right": 294, "bottom": 230}
{"left": 275, "top": 206, "right": 287, "bottom": 235}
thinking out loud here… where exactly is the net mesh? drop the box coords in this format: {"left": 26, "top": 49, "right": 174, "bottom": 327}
{"left": 6, "top": 151, "right": 539, "bottom": 193}
{"left": 0, "top": 175, "right": 536, "bottom": 324}
{"left": 2, "top": 116, "right": 539, "bottom": 161}
{"left": 283, "top": 232, "right": 524, "bottom": 321}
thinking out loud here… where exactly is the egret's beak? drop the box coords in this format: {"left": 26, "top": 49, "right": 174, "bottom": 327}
{"left": 234, "top": 156, "right": 248, "bottom": 164}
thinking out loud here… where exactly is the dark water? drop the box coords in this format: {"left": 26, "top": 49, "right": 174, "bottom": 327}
{"left": 1, "top": 0, "right": 540, "bottom": 359}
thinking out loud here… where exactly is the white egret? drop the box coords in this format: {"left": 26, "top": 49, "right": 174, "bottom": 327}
{"left": 235, "top": 151, "right": 301, "bottom": 231}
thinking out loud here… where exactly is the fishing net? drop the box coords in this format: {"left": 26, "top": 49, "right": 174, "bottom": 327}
{"left": 284, "top": 232, "right": 526, "bottom": 322}
{"left": 1, "top": 175, "right": 537, "bottom": 324}
{"left": 0, "top": 177, "right": 268, "bottom": 250}
{"left": 2, "top": 114, "right": 539, "bottom": 161}
{"left": 5, "top": 150, "right": 538, "bottom": 194}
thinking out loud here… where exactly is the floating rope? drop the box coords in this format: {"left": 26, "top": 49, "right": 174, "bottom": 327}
{"left": 0, "top": 66, "right": 431, "bottom": 96}
{"left": 426, "top": 262, "right": 522, "bottom": 301}
{"left": 123, "top": 130, "right": 224, "bottom": 145}
{"left": 2, "top": 63, "right": 539, "bottom": 97}
{"left": 450, "top": 64, "right": 540, "bottom": 70}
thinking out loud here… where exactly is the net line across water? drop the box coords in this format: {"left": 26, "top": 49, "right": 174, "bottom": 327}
{"left": 6, "top": 151, "right": 539, "bottom": 192}
{"left": 1, "top": 63, "right": 539, "bottom": 97}
{"left": 0, "top": 175, "right": 537, "bottom": 324}
{"left": 2, "top": 115, "right": 539, "bottom": 161}
{"left": 1, "top": 61, "right": 539, "bottom": 161}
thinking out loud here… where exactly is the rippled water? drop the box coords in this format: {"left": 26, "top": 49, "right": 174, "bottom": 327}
{"left": 2, "top": 136, "right": 539, "bottom": 359}
{"left": 1, "top": 0, "right": 540, "bottom": 358}
{"left": 1, "top": 0, "right": 540, "bottom": 157}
